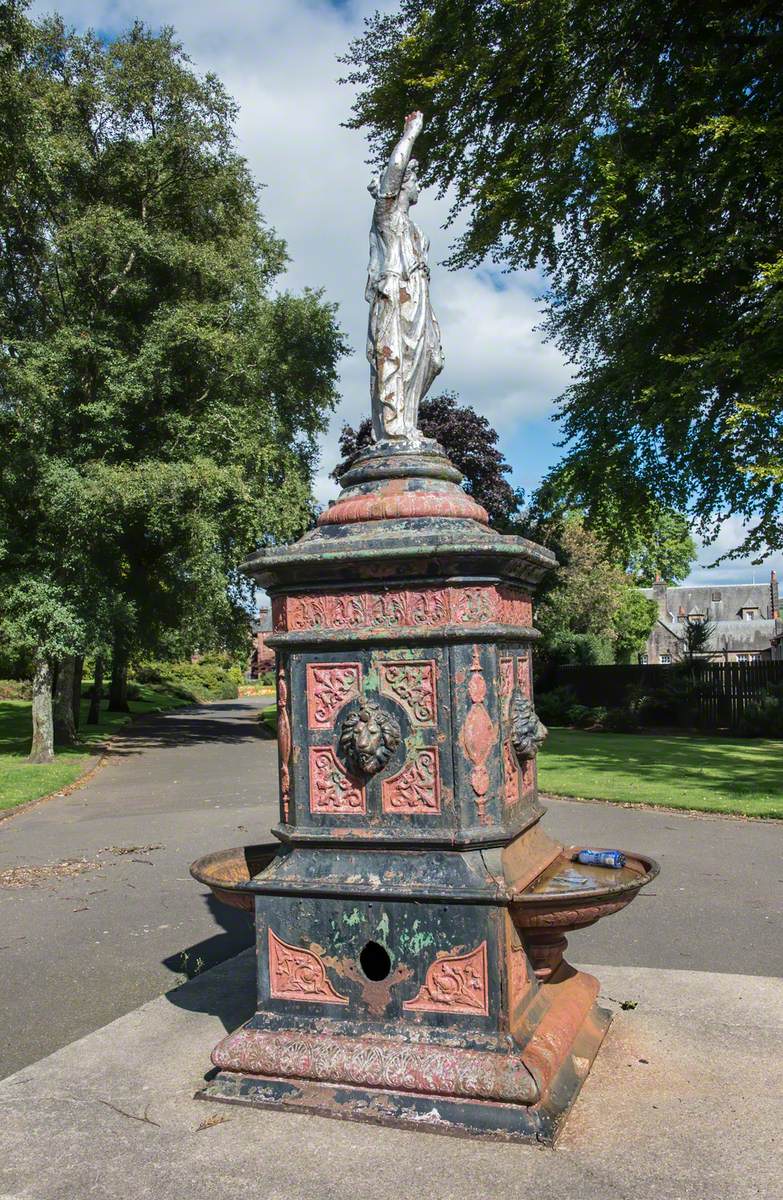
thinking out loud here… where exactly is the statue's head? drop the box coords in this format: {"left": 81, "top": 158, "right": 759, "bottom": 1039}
{"left": 340, "top": 699, "right": 401, "bottom": 778}
{"left": 402, "top": 158, "right": 419, "bottom": 204}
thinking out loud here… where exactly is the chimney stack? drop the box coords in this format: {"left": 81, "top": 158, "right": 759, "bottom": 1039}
{"left": 771, "top": 570, "right": 779, "bottom": 620}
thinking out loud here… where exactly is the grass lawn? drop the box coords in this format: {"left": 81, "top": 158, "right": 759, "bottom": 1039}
{"left": 538, "top": 727, "right": 782, "bottom": 818}
{"left": 0, "top": 685, "right": 190, "bottom": 813}
{"left": 259, "top": 703, "right": 278, "bottom": 737}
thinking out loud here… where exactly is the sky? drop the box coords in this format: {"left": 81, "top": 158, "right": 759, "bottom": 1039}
{"left": 31, "top": 0, "right": 781, "bottom": 588}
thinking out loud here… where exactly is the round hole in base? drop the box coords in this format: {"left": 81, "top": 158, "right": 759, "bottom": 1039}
{"left": 359, "top": 940, "right": 392, "bottom": 981}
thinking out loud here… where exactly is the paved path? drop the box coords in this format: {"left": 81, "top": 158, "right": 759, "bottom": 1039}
{"left": 1, "top": 698, "right": 781, "bottom": 1079}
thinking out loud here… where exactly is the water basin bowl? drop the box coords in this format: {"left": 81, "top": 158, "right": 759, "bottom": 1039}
{"left": 190, "top": 843, "right": 279, "bottom": 913}
{"left": 510, "top": 846, "right": 659, "bottom": 980}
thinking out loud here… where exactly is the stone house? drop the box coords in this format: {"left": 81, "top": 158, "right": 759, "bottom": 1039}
{"left": 639, "top": 572, "right": 780, "bottom": 664}
{"left": 248, "top": 607, "right": 274, "bottom": 678}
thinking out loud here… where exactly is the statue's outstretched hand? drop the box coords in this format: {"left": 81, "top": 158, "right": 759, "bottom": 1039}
{"left": 404, "top": 111, "right": 424, "bottom": 137}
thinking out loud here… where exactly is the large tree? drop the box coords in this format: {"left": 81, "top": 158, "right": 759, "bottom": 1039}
{"left": 533, "top": 513, "right": 657, "bottom": 666}
{"left": 343, "top": 1, "right": 783, "bottom": 560}
{"left": 0, "top": 7, "right": 346, "bottom": 757}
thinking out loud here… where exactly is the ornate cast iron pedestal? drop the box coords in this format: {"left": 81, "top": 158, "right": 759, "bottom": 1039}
{"left": 193, "top": 438, "right": 658, "bottom": 1143}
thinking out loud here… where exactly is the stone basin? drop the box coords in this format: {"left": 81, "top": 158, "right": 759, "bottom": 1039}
{"left": 510, "top": 846, "right": 659, "bottom": 980}
{"left": 190, "top": 844, "right": 278, "bottom": 913}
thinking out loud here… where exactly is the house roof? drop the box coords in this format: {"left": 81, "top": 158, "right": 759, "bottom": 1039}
{"left": 655, "top": 616, "right": 776, "bottom": 653}
{"left": 642, "top": 580, "right": 776, "bottom": 620}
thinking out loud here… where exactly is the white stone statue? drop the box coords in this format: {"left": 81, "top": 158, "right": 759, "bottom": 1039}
{"left": 366, "top": 111, "right": 444, "bottom": 443}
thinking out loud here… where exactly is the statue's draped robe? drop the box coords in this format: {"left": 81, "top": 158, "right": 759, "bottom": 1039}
{"left": 366, "top": 193, "right": 444, "bottom": 441}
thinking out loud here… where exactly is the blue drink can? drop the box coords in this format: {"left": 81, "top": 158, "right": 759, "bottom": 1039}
{"left": 576, "top": 849, "right": 626, "bottom": 869}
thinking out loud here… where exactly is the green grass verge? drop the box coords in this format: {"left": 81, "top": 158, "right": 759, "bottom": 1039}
{"left": 538, "top": 727, "right": 782, "bottom": 818}
{"left": 259, "top": 703, "right": 278, "bottom": 737}
{"left": 0, "top": 685, "right": 190, "bottom": 813}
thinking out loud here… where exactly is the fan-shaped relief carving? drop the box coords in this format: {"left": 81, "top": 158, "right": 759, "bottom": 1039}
{"left": 403, "top": 941, "right": 489, "bottom": 1015}
{"left": 339, "top": 698, "right": 402, "bottom": 779}
{"left": 268, "top": 929, "right": 348, "bottom": 1004}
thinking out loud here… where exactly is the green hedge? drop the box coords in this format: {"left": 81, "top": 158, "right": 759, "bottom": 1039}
{"left": 132, "top": 656, "right": 241, "bottom": 703}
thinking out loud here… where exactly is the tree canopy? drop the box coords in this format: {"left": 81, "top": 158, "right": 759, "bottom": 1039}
{"left": 0, "top": 4, "right": 346, "bottom": 755}
{"left": 343, "top": 1, "right": 783, "bottom": 560}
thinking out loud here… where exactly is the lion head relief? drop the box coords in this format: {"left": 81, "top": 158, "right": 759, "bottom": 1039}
{"left": 340, "top": 698, "right": 402, "bottom": 778}
{"left": 510, "top": 692, "right": 548, "bottom": 761}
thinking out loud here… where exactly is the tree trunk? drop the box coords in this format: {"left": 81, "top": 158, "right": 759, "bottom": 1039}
{"left": 28, "top": 654, "right": 55, "bottom": 764}
{"left": 72, "top": 655, "right": 84, "bottom": 733}
{"left": 53, "top": 655, "right": 77, "bottom": 746}
{"left": 87, "top": 655, "right": 103, "bottom": 725}
{"left": 108, "top": 637, "right": 130, "bottom": 712}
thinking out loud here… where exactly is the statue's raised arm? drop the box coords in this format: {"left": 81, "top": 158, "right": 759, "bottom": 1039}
{"left": 377, "top": 110, "right": 424, "bottom": 199}
{"left": 366, "top": 111, "right": 444, "bottom": 444}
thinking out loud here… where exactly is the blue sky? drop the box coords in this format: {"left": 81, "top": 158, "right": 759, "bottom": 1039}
{"left": 31, "top": 0, "right": 781, "bottom": 587}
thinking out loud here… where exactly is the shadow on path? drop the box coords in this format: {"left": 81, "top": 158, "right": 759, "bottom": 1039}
{"left": 163, "top": 894, "right": 255, "bottom": 1032}
{"left": 107, "top": 701, "right": 274, "bottom": 757}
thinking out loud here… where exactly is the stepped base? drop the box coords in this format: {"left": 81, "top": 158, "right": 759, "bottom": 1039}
{"left": 198, "top": 982, "right": 612, "bottom": 1146}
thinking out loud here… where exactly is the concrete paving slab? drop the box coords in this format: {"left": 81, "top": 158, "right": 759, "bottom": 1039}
{"left": 0, "top": 949, "right": 779, "bottom": 1200}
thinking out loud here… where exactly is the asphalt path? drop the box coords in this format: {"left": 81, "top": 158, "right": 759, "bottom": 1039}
{"left": 1, "top": 697, "right": 780, "bottom": 1079}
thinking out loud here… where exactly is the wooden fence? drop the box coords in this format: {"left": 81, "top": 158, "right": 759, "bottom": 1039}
{"left": 550, "top": 660, "right": 783, "bottom": 730}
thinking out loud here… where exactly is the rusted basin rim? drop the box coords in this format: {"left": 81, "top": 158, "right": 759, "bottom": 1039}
{"left": 510, "top": 848, "right": 660, "bottom": 906}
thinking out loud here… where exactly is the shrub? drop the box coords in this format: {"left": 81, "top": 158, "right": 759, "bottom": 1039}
{"left": 565, "top": 703, "right": 592, "bottom": 727}
{"left": 603, "top": 706, "right": 641, "bottom": 733}
{"left": 0, "top": 679, "right": 32, "bottom": 700}
{"left": 132, "top": 657, "right": 239, "bottom": 703}
{"left": 737, "top": 690, "right": 783, "bottom": 738}
{"left": 535, "top": 686, "right": 578, "bottom": 725}
{"left": 566, "top": 703, "right": 609, "bottom": 729}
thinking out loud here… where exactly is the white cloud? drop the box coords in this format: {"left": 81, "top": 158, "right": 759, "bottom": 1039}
{"left": 687, "top": 516, "right": 782, "bottom": 586}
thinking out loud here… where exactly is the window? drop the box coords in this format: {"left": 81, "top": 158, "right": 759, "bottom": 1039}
{"left": 741, "top": 608, "right": 758, "bottom": 621}
{"left": 736, "top": 654, "right": 749, "bottom": 663}
{"left": 639, "top": 654, "right": 648, "bottom": 665}
{"left": 660, "top": 653, "right": 671, "bottom": 664}
{"left": 711, "top": 591, "right": 722, "bottom": 601}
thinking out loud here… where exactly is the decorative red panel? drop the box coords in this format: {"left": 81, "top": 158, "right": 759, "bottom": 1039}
{"left": 276, "top": 584, "right": 532, "bottom": 634}
{"left": 503, "top": 740, "right": 520, "bottom": 806}
{"left": 508, "top": 941, "right": 531, "bottom": 1009}
{"left": 309, "top": 746, "right": 366, "bottom": 814}
{"left": 382, "top": 747, "right": 440, "bottom": 814}
{"left": 268, "top": 929, "right": 348, "bottom": 1005}
{"left": 450, "top": 586, "right": 495, "bottom": 624}
{"left": 461, "top": 646, "right": 497, "bottom": 825}
{"left": 403, "top": 941, "right": 489, "bottom": 1015}
{"left": 378, "top": 660, "right": 436, "bottom": 725}
{"left": 517, "top": 652, "right": 532, "bottom": 699}
{"left": 306, "top": 662, "right": 361, "bottom": 729}
{"left": 277, "top": 665, "right": 291, "bottom": 822}
{"left": 408, "top": 588, "right": 449, "bottom": 626}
